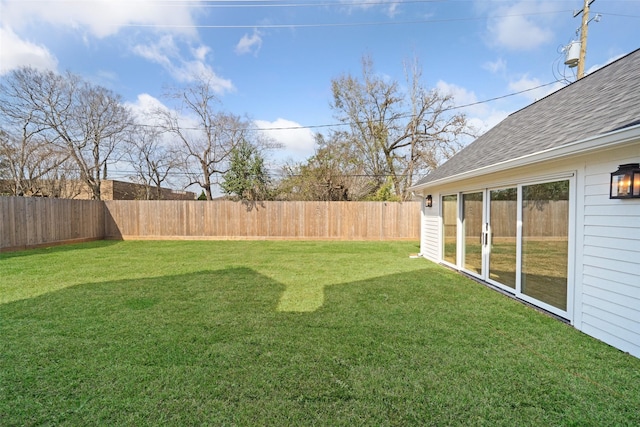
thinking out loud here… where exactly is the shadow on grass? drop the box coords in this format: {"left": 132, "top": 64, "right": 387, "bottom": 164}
{"left": 2, "top": 266, "right": 640, "bottom": 426}
{"left": 0, "top": 239, "right": 121, "bottom": 260}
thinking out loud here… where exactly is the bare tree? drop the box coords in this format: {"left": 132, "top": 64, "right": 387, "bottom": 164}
{"left": 0, "top": 83, "right": 70, "bottom": 197}
{"left": 67, "top": 81, "right": 132, "bottom": 199}
{"left": 0, "top": 128, "right": 63, "bottom": 196}
{"left": 330, "top": 56, "right": 476, "bottom": 200}
{"left": 125, "top": 125, "right": 180, "bottom": 199}
{"left": 158, "top": 77, "right": 275, "bottom": 200}
{"left": 0, "top": 67, "right": 132, "bottom": 199}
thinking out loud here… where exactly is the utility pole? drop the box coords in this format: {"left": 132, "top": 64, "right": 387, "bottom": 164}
{"left": 574, "top": 0, "right": 595, "bottom": 79}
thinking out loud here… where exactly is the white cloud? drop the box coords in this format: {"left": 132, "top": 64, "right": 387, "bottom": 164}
{"left": 508, "top": 75, "right": 563, "bottom": 103}
{"left": 254, "top": 119, "right": 316, "bottom": 161}
{"left": 339, "top": 0, "right": 400, "bottom": 17}
{"left": 483, "top": 58, "right": 507, "bottom": 74}
{"left": 125, "top": 93, "right": 207, "bottom": 155}
{"left": 191, "top": 45, "right": 211, "bottom": 62}
{"left": 385, "top": 2, "right": 400, "bottom": 18}
{"left": 132, "top": 36, "right": 234, "bottom": 93}
{"left": 126, "top": 93, "right": 170, "bottom": 121}
{"left": 585, "top": 53, "right": 625, "bottom": 76}
{"left": 0, "top": 0, "right": 206, "bottom": 78}
{"left": 485, "top": 1, "right": 555, "bottom": 50}
{"left": 0, "top": 26, "right": 58, "bottom": 75}
{"left": 1, "top": 0, "right": 199, "bottom": 38}
{"left": 235, "top": 30, "right": 263, "bottom": 56}
{"left": 132, "top": 35, "right": 176, "bottom": 68}
{"left": 436, "top": 80, "right": 509, "bottom": 134}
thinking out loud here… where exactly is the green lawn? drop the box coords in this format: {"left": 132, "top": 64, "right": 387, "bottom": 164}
{"left": 1, "top": 240, "right": 639, "bottom": 426}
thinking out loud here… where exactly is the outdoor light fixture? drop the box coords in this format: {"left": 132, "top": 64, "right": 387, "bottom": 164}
{"left": 610, "top": 163, "right": 640, "bottom": 199}
{"left": 425, "top": 195, "right": 433, "bottom": 208}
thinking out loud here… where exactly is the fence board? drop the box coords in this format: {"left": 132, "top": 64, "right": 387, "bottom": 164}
{"left": 0, "top": 197, "right": 105, "bottom": 252}
{"left": 1, "top": 198, "right": 420, "bottom": 252}
{"left": 103, "top": 200, "right": 420, "bottom": 241}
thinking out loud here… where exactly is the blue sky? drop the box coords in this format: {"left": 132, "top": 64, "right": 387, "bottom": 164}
{"left": 1, "top": 0, "right": 639, "bottom": 171}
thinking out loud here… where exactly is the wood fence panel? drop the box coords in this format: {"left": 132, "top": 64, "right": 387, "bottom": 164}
{"left": 0, "top": 197, "right": 104, "bottom": 252}
{"left": 1, "top": 198, "right": 420, "bottom": 252}
{"left": 188, "top": 201, "right": 204, "bottom": 236}
{"left": 328, "top": 202, "right": 341, "bottom": 239}
{"left": 102, "top": 200, "right": 420, "bottom": 241}
{"left": 383, "top": 203, "right": 397, "bottom": 239}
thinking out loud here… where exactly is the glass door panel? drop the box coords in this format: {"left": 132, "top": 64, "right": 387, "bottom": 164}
{"left": 488, "top": 188, "right": 517, "bottom": 289}
{"left": 521, "top": 181, "right": 569, "bottom": 310}
{"left": 442, "top": 195, "right": 457, "bottom": 265}
{"left": 462, "top": 192, "right": 483, "bottom": 275}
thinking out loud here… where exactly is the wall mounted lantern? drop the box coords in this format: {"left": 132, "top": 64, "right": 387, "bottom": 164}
{"left": 610, "top": 163, "right": 640, "bottom": 199}
{"left": 425, "top": 194, "right": 433, "bottom": 208}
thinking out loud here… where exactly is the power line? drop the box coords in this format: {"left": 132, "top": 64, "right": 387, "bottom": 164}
{"left": 244, "top": 79, "right": 561, "bottom": 132}
{"left": 9, "top": 0, "right": 441, "bottom": 3}
{"left": 118, "top": 10, "right": 572, "bottom": 29}
{"left": 2, "top": 79, "right": 560, "bottom": 135}
{"left": 140, "top": 0, "right": 447, "bottom": 8}
{"left": 131, "top": 79, "right": 560, "bottom": 133}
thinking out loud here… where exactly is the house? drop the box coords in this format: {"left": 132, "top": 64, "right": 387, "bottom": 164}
{"left": 409, "top": 49, "right": 640, "bottom": 358}
{"left": 73, "top": 180, "right": 196, "bottom": 201}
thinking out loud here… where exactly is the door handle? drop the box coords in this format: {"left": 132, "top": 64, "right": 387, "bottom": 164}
{"left": 482, "top": 223, "right": 489, "bottom": 247}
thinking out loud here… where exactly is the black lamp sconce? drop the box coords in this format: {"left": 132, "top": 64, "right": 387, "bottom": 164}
{"left": 425, "top": 195, "right": 433, "bottom": 208}
{"left": 610, "top": 163, "right": 640, "bottom": 199}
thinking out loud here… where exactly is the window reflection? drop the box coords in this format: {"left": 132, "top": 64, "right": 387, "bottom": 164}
{"left": 521, "top": 181, "right": 569, "bottom": 310}
{"left": 442, "top": 195, "right": 457, "bottom": 265}
{"left": 489, "top": 188, "right": 517, "bottom": 289}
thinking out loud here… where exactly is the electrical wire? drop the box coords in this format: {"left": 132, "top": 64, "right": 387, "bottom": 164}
{"left": 129, "top": 0, "right": 447, "bottom": 8}
{"left": 117, "top": 10, "right": 573, "bottom": 29}
{"left": 8, "top": 0, "right": 443, "bottom": 4}
{"left": 133, "top": 79, "right": 562, "bottom": 133}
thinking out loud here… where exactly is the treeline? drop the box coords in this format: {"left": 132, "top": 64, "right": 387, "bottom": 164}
{"left": 0, "top": 57, "right": 475, "bottom": 201}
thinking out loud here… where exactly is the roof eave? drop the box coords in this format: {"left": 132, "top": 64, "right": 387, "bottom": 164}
{"left": 409, "top": 123, "right": 640, "bottom": 192}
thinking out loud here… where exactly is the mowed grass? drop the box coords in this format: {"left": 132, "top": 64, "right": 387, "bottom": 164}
{"left": 1, "top": 241, "right": 639, "bottom": 426}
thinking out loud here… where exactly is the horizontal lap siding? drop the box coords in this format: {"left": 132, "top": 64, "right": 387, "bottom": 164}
{"left": 581, "top": 151, "right": 640, "bottom": 357}
{"left": 421, "top": 197, "right": 439, "bottom": 261}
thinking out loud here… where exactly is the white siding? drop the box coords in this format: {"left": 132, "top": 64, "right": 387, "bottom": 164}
{"left": 581, "top": 149, "right": 640, "bottom": 357}
{"left": 415, "top": 139, "right": 640, "bottom": 358}
{"left": 420, "top": 196, "right": 440, "bottom": 262}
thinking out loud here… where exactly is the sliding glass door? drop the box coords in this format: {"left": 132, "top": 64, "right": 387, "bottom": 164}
{"left": 442, "top": 195, "right": 458, "bottom": 265}
{"left": 462, "top": 192, "right": 483, "bottom": 276}
{"left": 487, "top": 188, "right": 517, "bottom": 289}
{"left": 441, "top": 178, "right": 571, "bottom": 316}
{"left": 521, "top": 181, "right": 569, "bottom": 311}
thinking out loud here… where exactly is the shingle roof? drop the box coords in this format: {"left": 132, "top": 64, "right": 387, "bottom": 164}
{"left": 413, "top": 48, "right": 640, "bottom": 187}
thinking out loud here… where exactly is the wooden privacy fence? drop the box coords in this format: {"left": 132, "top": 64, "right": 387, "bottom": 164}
{"left": 1, "top": 197, "right": 421, "bottom": 252}
{"left": 0, "top": 197, "right": 104, "bottom": 252}
{"left": 104, "top": 200, "right": 420, "bottom": 241}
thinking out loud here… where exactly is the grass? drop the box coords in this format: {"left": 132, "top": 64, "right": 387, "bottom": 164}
{"left": 1, "top": 240, "right": 639, "bottom": 426}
